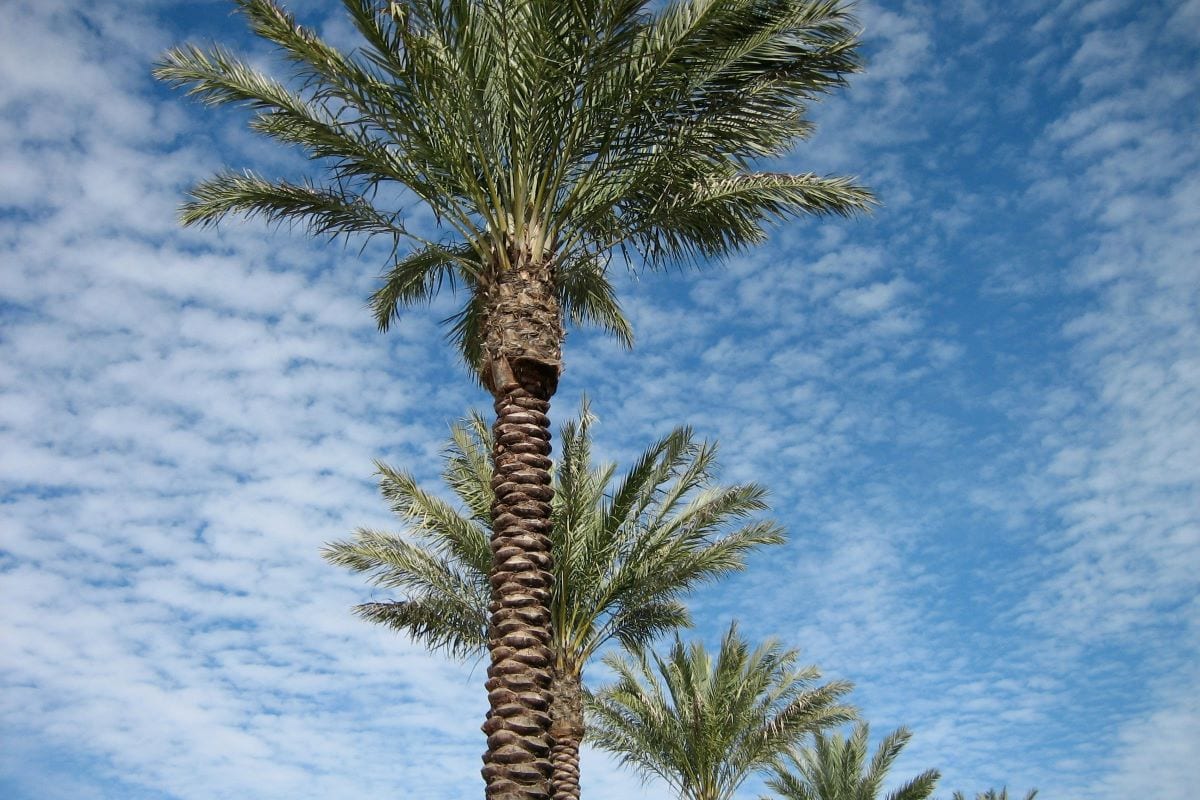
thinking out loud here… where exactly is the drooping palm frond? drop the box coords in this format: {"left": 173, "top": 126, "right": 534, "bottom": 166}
{"left": 156, "top": 0, "right": 872, "bottom": 368}
{"left": 370, "top": 243, "right": 478, "bottom": 333}
{"left": 322, "top": 401, "right": 783, "bottom": 674}
{"left": 766, "top": 723, "right": 940, "bottom": 800}
{"left": 587, "top": 623, "right": 855, "bottom": 800}
{"left": 320, "top": 458, "right": 494, "bottom": 658}
{"left": 180, "top": 171, "right": 406, "bottom": 240}
{"left": 323, "top": 526, "right": 490, "bottom": 657}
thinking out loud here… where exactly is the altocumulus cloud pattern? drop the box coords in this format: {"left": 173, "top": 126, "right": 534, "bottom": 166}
{"left": 1, "top": 1, "right": 1197, "bottom": 798}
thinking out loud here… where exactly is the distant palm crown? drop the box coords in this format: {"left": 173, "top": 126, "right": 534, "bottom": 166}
{"left": 951, "top": 790, "right": 1038, "bottom": 800}
{"left": 323, "top": 403, "right": 784, "bottom": 677}
{"left": 588, "top": 623, "right": 855, "bottom": 800}
{"left": 767, "top": 723, "right": 941, "bottom": 800}
{"left": 155, "top": 0, "right": 872, "bottom": 383}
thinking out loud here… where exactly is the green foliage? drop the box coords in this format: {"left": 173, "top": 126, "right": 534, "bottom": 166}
{"left": 156, "top": 0, "right": 873, "bottom": 369}
{"left": 587, "top": 623, "right": 855, "bottom": 800}
{"left": 322, "top": 400, "right": 785, "bottom": 671}
{"left": 766, "top": 723, "right": 939, "bottom": 800}
{"left": 950, "top": 790, "right": 1037, "bottom": 800}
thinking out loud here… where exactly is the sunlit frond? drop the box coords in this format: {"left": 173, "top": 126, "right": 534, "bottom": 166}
{"left": 322, "top": 527, "right": 489, "bottom": 658}
{"left": 768, "top": 723, "right": 941, "bottom": 800}
{"left": 588, "top": 623, "right": 855, "bottom": 800}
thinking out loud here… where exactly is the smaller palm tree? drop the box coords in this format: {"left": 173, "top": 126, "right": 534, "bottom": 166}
{"left": 587, "top": 623, "right": 854, "bottom": 800}
{"left": 324, "top": 403, "right": 784, "bottom": 800}
{"left": 951, "top": 790, "right": 1037, "bottom": 800}
{"left": 766, "top": 723, "right": 940, "bottom": 800}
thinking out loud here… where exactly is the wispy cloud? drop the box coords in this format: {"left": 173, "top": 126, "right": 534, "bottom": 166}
{"left": 1, "top": 1, "right": 1196, "bottom": 799}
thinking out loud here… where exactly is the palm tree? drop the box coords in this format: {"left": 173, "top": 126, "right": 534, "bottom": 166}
{"left": 323, "top": 403, "right": 785, "bottom": 799}
{"left": 156, "top": 2, "right": 871, "bottom": 795}
{"left": 950, "top": 790, "right": 1037, "bottom": 800}
{"left": 587, "top": 623, "right": 855, "bottom": 800}
{"left": 766, "top": 723, "right": 940, "bottom": 800}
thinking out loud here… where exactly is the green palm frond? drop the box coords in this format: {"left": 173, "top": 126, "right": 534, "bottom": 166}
{"left": 562, "top": 0, "right": 873, "bottom": 263}
{"left": 557, "top": 254, "right": 635, "bottom": 350}
{"left": 601, "top": 426, "right": 699, "bottom": 542}
{"left": 374, "top": 463, "right": 492, "bottom": 575}
{"left": 155, "top": 39, "right": 443, "bottom": 208}
{"left": 766, "top": 723, "right": 941, "bottom": 800}
{"left": 442, "top": 282, "right": 489, "bottom": 373}
{"left": 588, "top": 622, "right": 855, "bottom": 800}
{"left": 355, "top": 595, "right": 487, "bottom": 656}
{"left": 886, "top": 771, "right": 941, "bottom": 800}
{"left": 605, "top": 600, "right": 692, "bottom": 651}
{"left": 181, "top": 171, "right": 405, "bottom": 239}
{"left": 443, "top": 411, "right": 496, "bottom": 524}
{"left": 554, "top": 401, "right": 604, "bottom": 540}
{"left": 690, "top": 172, "right": 876, "bottom": 220}
{"left": 323, "top": 527, "right": 489, "bottom": 657}
{"left": 371, "top": 243, "right": 479, "bottom": 333}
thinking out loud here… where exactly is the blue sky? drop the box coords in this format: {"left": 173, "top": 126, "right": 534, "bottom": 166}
{"left": 1, "top": 0, "right": 1197, "bottom": 798}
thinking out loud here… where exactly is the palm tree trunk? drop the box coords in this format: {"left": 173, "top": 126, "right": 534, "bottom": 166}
{"left": 479, "top": 254, "right": 563, "bottom": 800}
{"left": 549, "top": 666, "right": 585, "bottom": 800}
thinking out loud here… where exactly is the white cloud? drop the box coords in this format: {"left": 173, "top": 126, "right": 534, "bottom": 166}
{"left": 1, "top": 1, "right": 1196, "bottom": 799}
{"left": 1093, "top": 672, "right": 1200, "bottom": 800}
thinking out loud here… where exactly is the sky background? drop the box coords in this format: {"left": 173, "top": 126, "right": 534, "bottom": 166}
{"left": 1, "top": 0, "right": 1197, "bottom": 798}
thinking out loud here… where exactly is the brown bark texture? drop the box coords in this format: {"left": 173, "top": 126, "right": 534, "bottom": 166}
{"left": 479, "top": 254, "right": 563, "bottom": 800}
{"left": 549, "top": 666, "right": 585, "bottom": 800}
{"left": 478, "top": 249, "right": 563, "bottom": 400}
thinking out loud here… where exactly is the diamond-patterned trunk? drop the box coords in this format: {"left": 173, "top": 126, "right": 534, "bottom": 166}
{"left": 479, "top": 253, "right": 562, "bottom": 800}
{"left": 549, "top": 667, "right": 584, "bottom": 800}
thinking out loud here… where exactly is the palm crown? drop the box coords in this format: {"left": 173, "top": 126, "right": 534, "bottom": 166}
{"left": 323, "top": 403, "right": 785, "bottom": 797}
{"left": 766, "top": 724, "right": 941, "bottom": 800}
{"left": 324, "top": 402, "right": 782, "bottom": 667}
{"left": 588, "top": 623, "right": 855, "bottom": 800}
{"left": 155, "top": 0, "right": 872, "bottom": 378}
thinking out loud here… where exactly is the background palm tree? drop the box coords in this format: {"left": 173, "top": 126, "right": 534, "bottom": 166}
{"left": 156, "top": 2, "right": 871, "bottom": 795}
{"left": 950, "top": 790, "right": 1037, "bottom": 800}
{"left": 587, "top": 623, "right": 855, "bottom": 800}
{"left": 766, "top": 723, "right": 940, "bottom": 800}
{"left": 324, "top": 403, "right": 785, "bottom": 799}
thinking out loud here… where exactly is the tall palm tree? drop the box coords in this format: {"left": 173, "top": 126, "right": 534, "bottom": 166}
{"left": 587, "top": 623, "right": 855, "bottom": 800}
{"left": 951, "top": 790, "right": 1037, "bottom": 800}
{"left": 766, "top": 723, "right": 940, "bottom": 800}
{"left": 156, "top": 2, "right": 871, "bottom": 795}
{"left": 323, "top": 403, "right": 785, "bottom": 799}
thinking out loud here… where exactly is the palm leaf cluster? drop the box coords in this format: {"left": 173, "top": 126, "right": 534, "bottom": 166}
{"left": 767, "top": 724, "right": 940, "bottom": 800}
{"left": 951, "top": 790, "right": 1038, "bottom": 800}
{"left": 547, "top": 409, "right": 787, "bottom": 675}
{"left": 588, "top": 623, "right": 855, "bottom": 800}
{"left": 154, "top": 0, "right": 872, "bottom": 368}
{"left": 323, "top": 402, "right": 783, "bottom": 672}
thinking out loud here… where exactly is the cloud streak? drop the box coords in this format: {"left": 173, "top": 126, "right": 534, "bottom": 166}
{"left": 1, "top": 1, "right": 1196, "bottom": 799}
